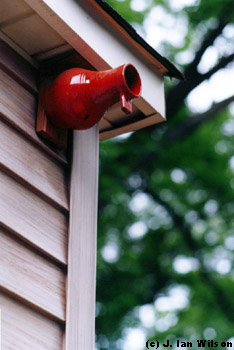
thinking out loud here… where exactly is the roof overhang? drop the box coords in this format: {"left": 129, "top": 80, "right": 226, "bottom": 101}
{"left": 1, "top": 0, "right": 182, "bottom": 140}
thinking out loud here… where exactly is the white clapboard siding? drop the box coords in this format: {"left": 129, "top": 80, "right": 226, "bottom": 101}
{"left": 0, "top": 119, "right": 69, "bottom": 211}
{"left": 0, "top": 171, "right": 67, "bottom": 265}
{"left": 0, "top": 227, "right": 66, "bottom": 321}
{"left": 0, "top": 291, "right": 64, "bottom": 350}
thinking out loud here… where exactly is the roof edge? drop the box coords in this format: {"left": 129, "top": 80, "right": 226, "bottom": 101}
{"left": 93, "top": 0, "right": 184, "bottom": 80}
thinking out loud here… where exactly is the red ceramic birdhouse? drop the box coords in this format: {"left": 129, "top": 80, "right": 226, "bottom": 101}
{"left": 43, "top": 63, "right": 142, "bottom": 130}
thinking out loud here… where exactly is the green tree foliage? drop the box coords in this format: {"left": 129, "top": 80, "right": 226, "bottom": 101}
{"left": 96, "top": 0, "right": 234, "bottom": 349}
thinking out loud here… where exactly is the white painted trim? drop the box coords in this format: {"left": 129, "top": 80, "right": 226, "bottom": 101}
{"left": 66, "top": 125, "right": 99, "bottom": 350}
{"left": 23, "top": 0, "right": 165, "bottom": 118}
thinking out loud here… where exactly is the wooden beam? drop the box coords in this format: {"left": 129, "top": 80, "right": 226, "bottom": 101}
{"left": 65, "top": 125, "right": 99, "bottom": 350}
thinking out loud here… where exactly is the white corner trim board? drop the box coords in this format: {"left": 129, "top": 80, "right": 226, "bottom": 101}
{"left": 23, "top": 0, "right": 166, "bottom": 118}
{"left": 66, "top": 125, "right": 99, "bottom": 350}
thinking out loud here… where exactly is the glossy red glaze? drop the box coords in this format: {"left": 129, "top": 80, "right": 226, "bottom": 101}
{"left": 44, "top": 64, "right": 142, "bottom": 130}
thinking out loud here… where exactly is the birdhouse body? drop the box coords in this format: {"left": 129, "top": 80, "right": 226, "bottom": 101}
{"left": 0, "top": 0, "right": 182, "bottom": 349}
{"left": 44, "top": 64, "right": 141, "bottom": 129}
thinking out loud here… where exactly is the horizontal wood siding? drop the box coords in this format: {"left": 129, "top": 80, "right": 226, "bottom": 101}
{"left": 0, "top": 291, "right": 64, "bottom": 350}
{"left": 0, "top": 227, "right": 66, "bottom": 321}
{"left": 0, "top": 39, "right": 69, "bottom": 346}
{"left": 0, "top": 39, "right": 38, "bottom": 93}
{"left": 0, "top": 40, "right": 67, "bottom": 164}
{"left": 0, "top": 119, "right": 69, "bottom": 210}
{"left": 0, "top": 171, "right": 67, "bottom": 264}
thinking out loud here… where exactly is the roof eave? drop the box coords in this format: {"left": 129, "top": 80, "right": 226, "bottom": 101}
{"left": 93, "top": 0, "right": 184, "bottom": 80}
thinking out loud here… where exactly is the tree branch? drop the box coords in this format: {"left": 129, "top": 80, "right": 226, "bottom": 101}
{"left": 143, "top": 186, "right": 234, "bottom": 322}
{"left": 202, "top": 53, "right": 234, "bottom": 80}
{"left": 184, "top": 0, "right": 234, "bottom": 79}
{"left": 165, "top": 95, "right": 234, "bottom": 143}
{"left": 166, "top": 52, "right": 234, "bottom": 119}
{"left": 185, "top": 20, "right": 227, "bottom": 78}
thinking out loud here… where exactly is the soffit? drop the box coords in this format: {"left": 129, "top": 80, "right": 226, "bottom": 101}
{"left": 0, "top": 0, "right": 175, "bottom": 139}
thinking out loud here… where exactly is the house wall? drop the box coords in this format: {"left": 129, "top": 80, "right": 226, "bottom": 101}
{"left": 0, "top": 40, "right": 68, "bottom": 349}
